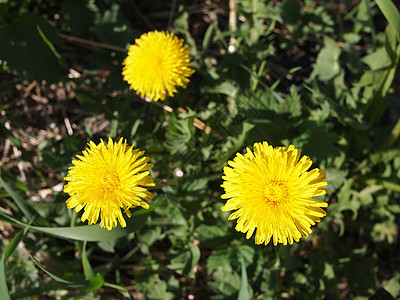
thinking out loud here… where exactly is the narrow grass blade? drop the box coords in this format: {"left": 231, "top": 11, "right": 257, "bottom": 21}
{"left": 237, "top": 255, "right": 249, "bottom": 300}
{"left": 0, "top": 176, "right": 49, "bottom": 227}
{"left": 82, "top": 241, "right": 94, "bottom": 280}
{"left": 30, "top": 255, "right": 75, "bottom": 284}
{"left": 37, "top": 25, "right": 62, "bottom": 61}
{"left": 0, "top": 199, "right": 162, "bottom": 241}
{"left": 12, "top": 280, "right": 72, "bottom": 298}
{"left": 0, "top": 228, "right": 28, "bottom": 300}
{"left": 103, "top": 282, "right": 131, "bottom": 299}
{"left": 375, "top": 0, "right": 400, "bottom": 41}
{"left": 30, "top": 255, "right": 103, "bottom": 290}
{"left": 0, "top": 255, "right": 11, "bottom": 300}
{"left": 0, "top": 122, "right": 46, "bottom": 182}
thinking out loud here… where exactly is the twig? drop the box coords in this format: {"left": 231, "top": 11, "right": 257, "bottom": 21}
{"left": 12, "top": 146, "right": 26, "bottom": 183}
{"left": 228, "top": 0, "right": 237, "bottom": 53}
{"left": 129, "top": 2, "right": 156, "bottom": 30}
{"left": 1, "top": 139, "right": 11, "bottom": 163}
{"left": 58, "top": 33, "right": 126, "bottom": 52}
{"left": 167, "top": 0, "right": 178, "bottom": 30}
{"left": 176, "top": 107, "right": 222, "bottom": 138}
{"left": 22, "top": 81, "right": 37, "bottom": 99}
{"left": 60, "top": 31, "right": 223, "bottom": 140}
{"left": 142, "top": 97, "right": 223, "bottom": 140}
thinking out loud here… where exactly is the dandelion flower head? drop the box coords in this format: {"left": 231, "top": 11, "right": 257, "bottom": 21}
{"left": 64, "top": 138, "right": 155, "bottom": 231}
{"left": 122, "top": 30, "right": 195, "bottom": 101}
{"left": 221, "top": 141, "right": 328, "bottom": 246}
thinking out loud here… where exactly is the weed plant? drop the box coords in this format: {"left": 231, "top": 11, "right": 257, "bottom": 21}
{"left": 0, "top": 0, "right": 400, "bottom": 299}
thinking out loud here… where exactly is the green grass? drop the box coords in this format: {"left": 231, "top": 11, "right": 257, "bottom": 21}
{"left": 1, "top": 0, "right": 400, "bottom": 298}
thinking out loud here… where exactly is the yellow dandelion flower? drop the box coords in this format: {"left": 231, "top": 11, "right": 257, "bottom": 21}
{"left": 122, "top": 30, "right": 195, "bottom": 101}
{"left": 221, "top": 141, "right": 328, "bottom": 246}
{"left": 64, "top": 137, "right": 155, "bottom": 231}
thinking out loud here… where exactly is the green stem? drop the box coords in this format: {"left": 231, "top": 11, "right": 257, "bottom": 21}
{"left": 382, "top": 117, "right": 400, "bottom": 150}
{"left": 252, "top": 60, "right": 267, "bottom": 91}
{"left": 82, "top": 241, "right": 95, "bottom": 280}
{"left": 364, "top": 40, "right": 400, "bottom": 124}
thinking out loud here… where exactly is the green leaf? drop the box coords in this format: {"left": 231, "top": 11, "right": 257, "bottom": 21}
{"left": 61, "top": 0, "right": 95, "bottom": 38}
{"left": 82, "top": 241, "right": 94, "bottom": 280}
{"left": 219, "top": 121, "right": 255, "bottom": 165}
{"left": 361, "top": 47, "right": 392, "bottom": 70}
{"left": 0, "top": 201, "right": 159, "bottom": 241}
{"left": 12, "top": 280, "right": 68, "bottom": 298}
{"left": 165, "top": 110, "right": 195, "bottom": 155}
{"left": 237, "top": 245, "right": 255, "bottom": 266}
{"left": 30, "top": 255, "right": 104, "bottom": 290}
{"left": 311, "top": 36, "right": 341, "bottom": 81}
{"left": 207, "top": 244, "right": 255, "bottom": 276}
{"left": 361, "top": 25, "right": 400, "bottom": 123}
{"left": 207, "top": 247, "right": 232, "bottom": 274}
{"left": 173, "top": 5, "right": 189, "bottom": 32}
{"left": 1, "top": 234, "right": 40, "bottom": 296}
{"left": 94, "top": 3, "right": 131, "bottom": 48}
{"left": 335, "top": 179, "right": 360, "bottom": 220}
{"left": 196, "top": 224, "right": 226, "bottom": 244}
{"left": 278, "top": 84, "right": 302, "bottom": 117}
{"left": 103, "top": 282, "right": 132, "bottom": 299}
{"left": 208, "top": 264, "right": 241, "bottom": 296}
{"left": 88, "top": 274, "right": 105, "bottom": 293}
{"left": 281, "top": 0, "right": 301, "bottom": 25}
{"left": 0, "top": 13, "right": 65, "bottom": 81}
{"left": 323, "top": 262, "right": 335, "bottom": 280}
{"left": 382, "top": 274, "right": 400, "bottom": 298}
{"left": 356, "top": 69, "right": 388, "bottom": 88}
{"left": 0, "top": 176, "right": 49, "bottom": 227}
{"left": 365, "top": 178, "right": 400, "bottom": 192}
{"left": 0, "top": 229, "right": 27, "bottom": 300}
{"left": 173, "top": 5, "right": 198, "bottom": 57}
{"left": 137, "top": 227, "right": 164, "bottom": 255}
{"left": 237, "top": 256, "right": 249, "bottom": 300}
{"left": 167, "top": 243, "right": 200, "bottom": 278}
{"left": 203, "top": 81, "right": 236, "bottom": 96}
{"left": 179, "top": 176, "right": 209, "bottom": 202}
{"left": 292, "top": 121, "right": 340, "bottom": 161}
{"left": 36, "top": 25, "right": 62, "bottom": 61}
{"left": 370, "top": 288, "right": 397, "bottom": 300}
{"left": 147, "top": 279, "right": 175, "bottom": 300}
{"left": 202, "top": 24, "right": 215, "bottom": 54}
{"left": 30, "top": 255, "right": 78, "bottom": 285}
{"left": 0, "top": 261, "right": 10, "bottom": 300}
{"left": 325, "top": 168, "right": 348, "bottom": 191}
{"left": 375, "top": 0, "right": 400, "bottom": 42}
{"left": 0, "top": 122, "right": 46, "bottom": 181}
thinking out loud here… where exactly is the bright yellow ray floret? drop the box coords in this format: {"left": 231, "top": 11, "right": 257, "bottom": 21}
{"left": 221, "top": 141, "right": 328, "bottom": 246}
{"left": 122, "top": 30, "right": 195, "bottom": 101}
{"left": 64, "top": 137, "right": 155, "bottom": 230}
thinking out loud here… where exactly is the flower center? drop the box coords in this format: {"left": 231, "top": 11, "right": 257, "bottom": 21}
{"left": 147, "top": 53, "right": 164, "bottom": 73}
{"left": 102, "top": 171, "right": 120, "bottom": 192}
{"left": 264, "top": 181, "right": 289, "bottom": 205}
